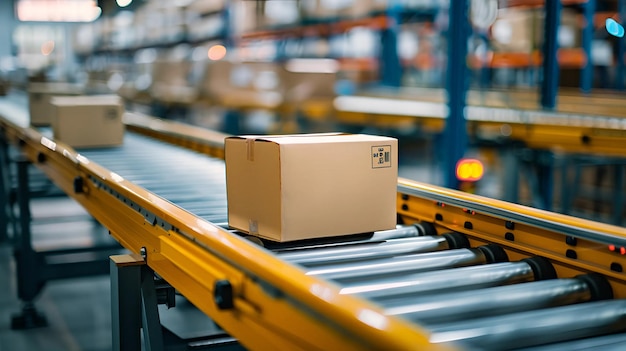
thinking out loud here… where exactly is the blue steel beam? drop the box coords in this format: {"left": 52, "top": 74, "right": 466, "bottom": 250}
{"left": 379, "top": 0, "right": 403, "bottom": 87}
{"left": 540, "top": 0, "right": 562, "bottom": 109}
{"left": 618, "top": 0, "right": 625, "bottom": 90}
{"left": 442, "top": 0, "right": 470, "bottom": 189}
{"left": 581, "top": 0, "right": 596, "bottom": 93}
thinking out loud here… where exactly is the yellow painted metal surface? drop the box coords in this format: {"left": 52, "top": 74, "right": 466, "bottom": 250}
{"left": 396, "top": 178, "right": 626, "bottom": 298}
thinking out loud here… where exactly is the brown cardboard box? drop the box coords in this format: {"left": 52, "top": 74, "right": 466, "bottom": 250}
{"left": 302, "top": 0, "right": 374, "bottom": 20}
{"left": 150, "top": 61, "right": 198, "bottom": 104}
{"left": 202, "top": 61, "right": 287, "bottom": 109}
{"left": 226, "top": 133, "right": 398, "bottom": 242}
{"left": 490, "top": 9, "right": 540, "bottom": 53}
{"left": 50, "top": 95, "right": 124, "bottom": 148}
{"left": 28, "top": 83, "right": 84, "bottom": 126}
{"left": 534, "top": 8, "right": 581, "bottom": 49}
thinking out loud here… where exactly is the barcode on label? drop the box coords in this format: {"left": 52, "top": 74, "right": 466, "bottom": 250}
{"left": 372, "top": 145, "right": 392, "bottom": 169}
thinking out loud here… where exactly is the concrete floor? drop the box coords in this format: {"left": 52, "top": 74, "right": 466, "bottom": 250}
{"left": 0, "top": 207, "right": 112, "bottom": 351}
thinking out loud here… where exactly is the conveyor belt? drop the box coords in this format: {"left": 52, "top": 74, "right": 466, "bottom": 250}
{"left": 3, "top": 96, "right": 626, "bottom": 350}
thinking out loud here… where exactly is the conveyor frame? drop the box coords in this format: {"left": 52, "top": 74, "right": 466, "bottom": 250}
{"left": 0, "top": 108, "right": 448, "bottom": 350}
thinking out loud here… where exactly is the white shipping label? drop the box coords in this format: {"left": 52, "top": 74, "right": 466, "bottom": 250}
{"left": 372, "top": 145, "right": 392, "bottom": 168}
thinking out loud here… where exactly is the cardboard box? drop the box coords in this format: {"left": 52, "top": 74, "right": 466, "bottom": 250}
{"left": 226, "top": 133, "right": 398, "bottom": 242}
{"left": 50, "top": 95, "right": 125, "bottom": 148}
{"left": 491, "top": 9, "right": 539, "bottom": 53}
{"left": 28, "top": 83, "right": 84, "bottom": 126}
{"left": 202, "top": 61, "right": 287, "bottom": 109}
{"left": 302, "top": 0, "right": 374, "bottom": 20}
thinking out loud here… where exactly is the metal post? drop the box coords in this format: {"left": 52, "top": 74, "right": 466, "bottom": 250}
{"left": 540, "top": 0, "right": 561, "bottom": 109}
{"left": 617, "top": 0, "right": 625, "bottom": 90}
{"left": 0, "top": 136, "right": 9, "bottom": 242}
{"left": 612, "top": 164, "right": 624, "bottom": 226}
{"left": 111, "top": 254, "right": 143, "bottom": 351}
{"left": 581, "top": 0, "right": 595, "bottom": 93}
{"left": 443, "top": 0, "right": 470, "bottom": 189}
{"left": 537, "top": 151, "right": 555, "bottom": 211}
{"left": 223, "top": 110, "right": 240, "bottom": 135}
{"left": 379, "top": 0, "right": 402, "bottom": 87}
{"left": 502, "top": 147, "right": 520, "bottom": 204}
{"left": 0, "top": 0, "right": 15, "bottom": 58}
{"left": 141, "top": 267, "right": 165, "bottom": 351}
{"left": 560, "top": 156, "right": 572, "bottom": 214}
{"left": 222, "top": 0, "right": 234, "bottom": 49}
{"left": 11, "top": 158, "right": 47, "bottom": 329}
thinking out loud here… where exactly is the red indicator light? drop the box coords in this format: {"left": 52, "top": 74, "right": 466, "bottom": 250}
{"left": 621, "top": 247, "right": 626, "bottom": 255}
{"left": 456, "top": 159, "right": 484, "bottom": 182}
{"left": 609, "top": 245, "right": 616, "bottom": 251}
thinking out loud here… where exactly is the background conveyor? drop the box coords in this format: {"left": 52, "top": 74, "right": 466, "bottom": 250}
{"left": 2, "top": 97, "right": 626, "bottom": 350}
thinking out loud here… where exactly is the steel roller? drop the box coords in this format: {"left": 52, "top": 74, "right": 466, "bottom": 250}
{"left": 428, "top": 299, "right": 626, "bottom": 350}
{"left": 278, "top": 234, "right": 467, "bottom": 267}
{"left": 340, "top": 257, "right": 555, "bottom": 301}
{"left": 307, "top": 244, "right": 507, "bottom": 283}
{"left": 384, "top": 274, "right": 612, "bottom": 325}
{"left": 516, "top": 332, "right": 626, "bottom": 351}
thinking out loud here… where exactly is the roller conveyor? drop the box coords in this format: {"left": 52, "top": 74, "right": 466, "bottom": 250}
{"left": 73, "top": 134, "right": 229, "bottom": 225}
{"left": 3, "top": 97, "right": 626, "bottom": 350}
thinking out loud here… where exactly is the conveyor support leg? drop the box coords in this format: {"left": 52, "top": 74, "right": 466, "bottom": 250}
{"left": 612, "top": 164, "right": 624, "bottom": 225}
{"left": 502, "top": 147, "right": 521, "bottom": 204}
{"left": 11, "top": 158, "right": 47, "bottom": 329}
{"left": 0, "top": 135, "right": 9, "bottom": 242}
{"left": 536, "top": 151, "right": 555, "bottom": 211}
{"left": 560, "top": 156, "right": 572, "bottom": 214}
{"left": 111, "top": 254, "right": 144, "bottom": 351}
{"left": 111, "top": 254, "right": 165, "bottom": 351}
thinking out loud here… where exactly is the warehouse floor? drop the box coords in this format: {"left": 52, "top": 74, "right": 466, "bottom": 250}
{"left": 0, "top": 196, "right": 113, "bottom": 351}
{"left": 0, "top": 256, "right": 111, "bottom": 351}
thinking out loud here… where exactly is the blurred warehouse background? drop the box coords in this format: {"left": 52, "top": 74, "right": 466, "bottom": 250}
{"left": 0, "top": 0, "right": 625, "bottom": 224}
{"left": 1, "top": 1, "right": 626, "bottom": 351}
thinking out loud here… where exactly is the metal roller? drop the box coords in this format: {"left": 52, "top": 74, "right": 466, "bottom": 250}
{"left": 340, "top": 257, "right": 555, "bottom": 301}
{"left": 307, "top": 244, "right": 507, "bottom": 283}
{"left": 368, "top": 222, "right": 437, "bottom": 241}
{"left": 75, "top": 134, "right": 230, "bottom": 225}
{"left": 428, "top": 299, "right": 626, "bottom": 350}
{"left": 265, "top": 223, "right": 440, "bottom": 252}
{"left": 516, "top": 333, "right": 626, "bottom": 351}
{"left": 384, "top": 273, "right": 612, "bottom": 325}
{"left": 278, "top": 233, "right": 468, "bottom": 267}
